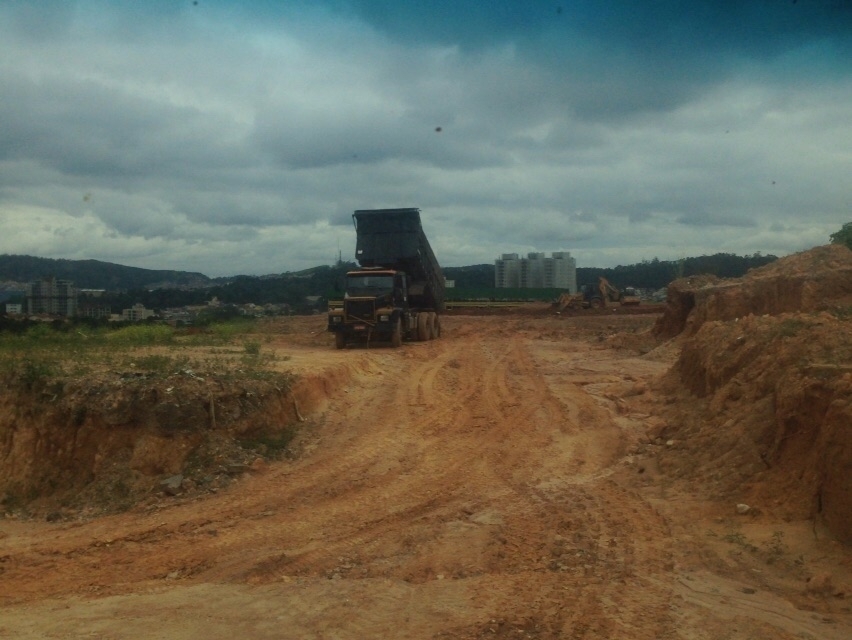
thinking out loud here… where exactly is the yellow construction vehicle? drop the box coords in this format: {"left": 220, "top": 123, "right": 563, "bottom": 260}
{"left": 555, "top": 291, "right": 586, "bottom": 311}
{"left": 554, "top": 277, "right": 640, "bottom": 311}
{"left": 598, "top": 277, "right": 641, "bottom": 305}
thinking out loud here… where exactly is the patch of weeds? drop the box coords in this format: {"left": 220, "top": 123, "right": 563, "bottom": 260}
{"left": 762, "top": 531, "right": 787, "bottom": 564}
{"left": 184, "top": 442, "right": 217, "bottom": 477}
{"left": 1, "top": 489, "right": 25, "bottom": 512}
{"left": 722, "top": 531, "right": 746, "bottom": 545}
{"left": 239, "top": 350, "right": 279, "bottom": 370}
{"left": 66, "top": 359, "right": 94, "bottom": 377}
{"left": 1, "top": 356, "right": 58, "bottom": 391}
{"left": 177, "top": 319, "right": 259, "bottom": 348}
{"left": 207, "top": 347, "right": 241, "bottom": 355}
{"left": 722, "top": 531, "right": 759, "bottom": 553}
{"left": 107, "top": 324, "right": 175, "bottom": 347}
{"left": 773, "top": 318, "right": 808, "bottom": 339}
{"left": 208, "top": 320, "right": 256, "bottom": 343}
{"left": 130, "top": 354, "right": 175, "bottom": 373}
{"left": 124, "top": 353, "right": 193, "bottom": 376}
{"left": 243, "top": 339, "right": 262, "bottom": 357}
{"left": 94, "top": 476, "right": 135, "bottom": 512}
{"left": 238, "top": 428, "right": 296, "bottom": 460}
{"left": 829, "top": 305, "right": 852, "bottom": 321}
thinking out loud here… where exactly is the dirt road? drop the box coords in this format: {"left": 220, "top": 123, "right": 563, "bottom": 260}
{"left": 1, "top": 315, "right": 850, "bottom": 639}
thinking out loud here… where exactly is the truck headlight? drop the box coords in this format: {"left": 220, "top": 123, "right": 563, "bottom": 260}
{"left": 331, "top": 316, "right": 342, "bottom": 323}
{"left": 379, "top": 314, "right": 390, "bottom": 322}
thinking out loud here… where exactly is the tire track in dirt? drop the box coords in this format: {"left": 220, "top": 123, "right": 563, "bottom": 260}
{"left": 424, "top": 321, "right": 677, "bottom": 639}
{"left": 228, "top": 334, "right": 503, "bottom": 583}
{"left": 1, "top": 315, "right": 678, "bottom": 638}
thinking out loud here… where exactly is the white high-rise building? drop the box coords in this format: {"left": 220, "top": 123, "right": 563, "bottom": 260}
{"left": 495, "top": 253, "right": 521, "bottom": 288}
{"left": 26, "top": 277, "right": 78, "bottom": 316}
{"left": 495, "top": 252, "right": 577, "bottom": 292}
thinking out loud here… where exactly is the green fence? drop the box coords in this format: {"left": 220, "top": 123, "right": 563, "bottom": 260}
{"left": 445, "top": 288, "right": 564, "bottom": 302}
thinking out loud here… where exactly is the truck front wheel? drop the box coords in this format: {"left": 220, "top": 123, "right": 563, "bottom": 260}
{"left": 391, "top": 318, "right": 402, "bottom": 348}
{"left": 335, "top": 332, "right": 347, "bottom": 349}
{"left": 432, "top": 313, "right": 441, "bottom": 339}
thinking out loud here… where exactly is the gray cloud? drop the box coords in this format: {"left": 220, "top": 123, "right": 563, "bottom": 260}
{"left": 0, "top": 1, "right": 849, "bottom": 276}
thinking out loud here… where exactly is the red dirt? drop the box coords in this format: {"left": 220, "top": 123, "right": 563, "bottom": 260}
{"left": 0, "top": 245, "right": 850, "bottom": 639}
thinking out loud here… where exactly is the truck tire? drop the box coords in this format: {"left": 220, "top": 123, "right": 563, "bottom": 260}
{"left": 391, "top": 318, "right": 402, "bottom": 348}
{"left": 427, "top": 312, "right": 438, "bottom": 340}
{"left": 335, "top": 333, "right": 347, "bottom": 349}
{"left": 432, "top": 313, "right": 441, "bottom": 339}
{"left": 417, "top": 312, "right": 430, "bottom": 341}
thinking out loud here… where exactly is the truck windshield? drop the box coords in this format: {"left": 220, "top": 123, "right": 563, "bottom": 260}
{"left": 346, "top": 275, "right": 394, "bottom": 297}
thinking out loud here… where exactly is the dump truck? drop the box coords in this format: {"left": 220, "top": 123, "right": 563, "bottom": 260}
{"left": 328, "top": 208, "right": 445, "bottom": 348}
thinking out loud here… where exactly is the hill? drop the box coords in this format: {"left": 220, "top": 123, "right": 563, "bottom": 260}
{"left": 1, "top": 252, "right": 780, "bottom": 312}
{"left": 0, "top": 254, "right": 213, "bottom": 291}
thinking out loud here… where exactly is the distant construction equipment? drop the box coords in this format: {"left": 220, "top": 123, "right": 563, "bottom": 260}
{"left": 555, "top": 277, "right": 640, "bottom": 311}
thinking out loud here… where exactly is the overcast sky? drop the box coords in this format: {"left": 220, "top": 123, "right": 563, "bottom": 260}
{"left": 1, "top": 1, "right": 850, "bottom": 277}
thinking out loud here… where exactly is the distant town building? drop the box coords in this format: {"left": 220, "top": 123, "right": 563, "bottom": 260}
{"left": 26, "top": 277, "right": 78, "bottom": 316}
{"left": 494, "top": 252, "right": 577, "bottom": 292}
{"left": 122, "top": 304, "right": 155, "bottom": 322}
{"left": 78, "top": 303, "right": 113, "bottom": 319}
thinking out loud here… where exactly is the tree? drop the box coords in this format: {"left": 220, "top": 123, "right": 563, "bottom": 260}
{"left": 830, "top": 222, "right": 852, "bottom": 250}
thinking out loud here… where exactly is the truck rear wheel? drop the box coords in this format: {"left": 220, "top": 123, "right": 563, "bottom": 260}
{"left": 426, "top": 312, "right": 438, "bottom": 339}
{"left": 417, "top": 313, "right": 430, "bottom": 341}
{"left": 432, "top": 313, "right": 441, "bottom": 339}
{"left": 334, "top": 333, "right": 347, "bottom": 349}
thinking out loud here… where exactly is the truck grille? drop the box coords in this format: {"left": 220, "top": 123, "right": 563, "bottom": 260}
{"left": 344, "top": 299, "right": 376, "bottom": 322}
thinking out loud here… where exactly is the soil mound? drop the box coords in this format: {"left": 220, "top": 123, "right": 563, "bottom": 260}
{"left": 651, "top": 244, "right": 852, "bottom": 543}
{"left": 653, "top": 244, "right": 852, "bottom": 339}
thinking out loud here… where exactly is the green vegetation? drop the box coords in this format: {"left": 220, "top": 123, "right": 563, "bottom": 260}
{"left": 0, "top": 316, "right": 286, "bottom": 389}
{"left": 106, "top": 324, "right": 175, "bottom": 346}
{"left": 773, "top": 318, "right": 808, "bottom": 339}
{"left": 3, "top": 252, "right": 779, "bottom": 312}
{"left": 237, "top": 428, "right": 297, "bottom": 459}
{"left": 830, "top": 222, "right": 852, "bottom": 250}
{"left": 446, "top": 287, "right": 563, "bottom": 302}
{"left": 242, "top": 339, "right": 262, "bottom": 356}
{"left": 440, "top": 253, "right": 777, "bottom": 297}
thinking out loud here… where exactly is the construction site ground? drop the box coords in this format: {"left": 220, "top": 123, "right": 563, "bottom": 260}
{"left": 2, "top": 250, "right": 852, "bottom": 638}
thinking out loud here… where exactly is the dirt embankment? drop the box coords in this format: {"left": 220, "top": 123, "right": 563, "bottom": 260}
{"left": 649, "top": 244, "right": 852, "bottom": 543}
{"left": 0, "top": 363, "right": 323, "bottom": 515}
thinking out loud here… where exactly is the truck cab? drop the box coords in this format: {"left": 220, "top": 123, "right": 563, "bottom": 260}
{"left": 328, "top": 269, "right": 408, "bottom": 348}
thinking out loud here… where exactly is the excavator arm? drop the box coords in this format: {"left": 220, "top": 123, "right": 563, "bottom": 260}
{"left": 598, "top": 277, "right": 622, "bottom": 302}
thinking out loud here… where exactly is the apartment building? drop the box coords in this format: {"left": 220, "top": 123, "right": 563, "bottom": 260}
{"left": 494, "top": 251, "right": 577, "bottom": 292}
{"left": 122, "top": 304, "right": 155, "bottom": 322}
{"left": 26, "top": 277, "right": 78, "bottom": 316}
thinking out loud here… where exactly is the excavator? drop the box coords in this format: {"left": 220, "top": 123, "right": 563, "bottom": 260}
{"left": 555, "top": 277, "right": 640, "bottom": 311}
